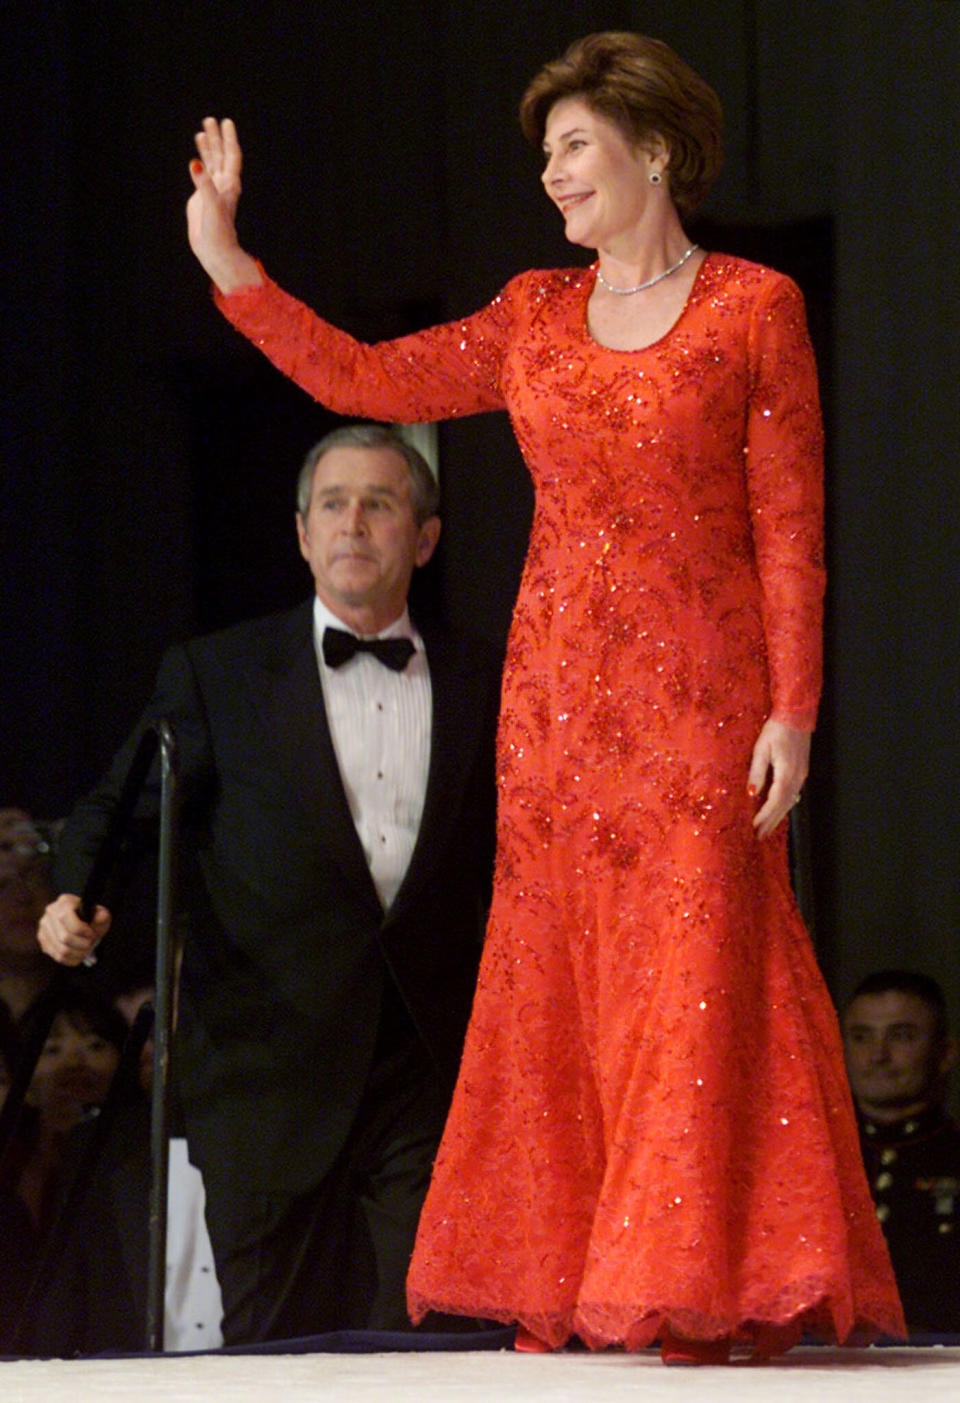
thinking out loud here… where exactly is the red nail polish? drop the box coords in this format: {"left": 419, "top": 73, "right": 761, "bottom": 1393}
{"left": 191, "top": 159, "right": 204, "bottom": 176}
{"left": 747, "top": 784, "right": 757, "bottom": 798}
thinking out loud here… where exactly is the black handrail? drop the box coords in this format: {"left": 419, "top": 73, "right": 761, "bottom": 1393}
{"left": 146, "top": 719, "right": 180, "bottom": 1351}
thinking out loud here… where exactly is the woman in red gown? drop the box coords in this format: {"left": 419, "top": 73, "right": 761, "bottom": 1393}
{"left": 187, "top": 31, "right": 904, "bottom": 1363}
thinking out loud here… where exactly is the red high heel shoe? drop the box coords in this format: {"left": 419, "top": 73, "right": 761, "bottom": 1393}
{"left": 749, "top": 1318, "right": 804, "bottom": 1361}
{"left": 514, "top": 1325, "right": 553, "bottom": 1353}
{"left": 659, "top": 1329, "right": 731, "bottom": 1366}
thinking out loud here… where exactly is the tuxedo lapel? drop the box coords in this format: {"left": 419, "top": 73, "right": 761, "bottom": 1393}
{"left": 255, "top": 604, "right": 382, "bottom": 913}
{"left": 386, "top": 624, "right": 492, "bottom": 925}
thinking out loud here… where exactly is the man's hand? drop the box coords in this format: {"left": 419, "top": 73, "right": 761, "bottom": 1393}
{"left": 37, "top": 893, "right": 111, "bottom": 967}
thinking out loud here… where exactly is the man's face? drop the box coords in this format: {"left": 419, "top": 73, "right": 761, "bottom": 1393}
{"left": 296, "top": 445, "right": 439, "bottom": 630}
{"left": 842, "top": 989, "right": 953, "bottom": 1120}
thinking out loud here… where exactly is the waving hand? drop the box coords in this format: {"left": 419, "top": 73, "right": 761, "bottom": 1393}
{"left": 187, "top": 117, "right": 262, "bottom": 293}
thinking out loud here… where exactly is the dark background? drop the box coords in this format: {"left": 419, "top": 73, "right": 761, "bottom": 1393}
{"left": 2, "top": 2, "right": 958, "bottom": 1019}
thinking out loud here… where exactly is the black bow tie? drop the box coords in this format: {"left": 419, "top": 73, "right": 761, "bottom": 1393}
{"left": 322, "top": 626, "right": 416, "bottom": 672}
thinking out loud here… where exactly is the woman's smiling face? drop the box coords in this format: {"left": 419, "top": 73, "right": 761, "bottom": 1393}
{"left": 540, "top": 97, "right": 661, "bottom": 252}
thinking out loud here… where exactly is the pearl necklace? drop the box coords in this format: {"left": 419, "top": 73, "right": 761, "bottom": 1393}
{"left": 595, "top": 243, "right": 699, "bottom": 295}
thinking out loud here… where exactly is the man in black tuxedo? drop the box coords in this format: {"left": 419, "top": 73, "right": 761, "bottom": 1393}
{"left": 38, "top": 424, "right": 500, "bottom": 1344}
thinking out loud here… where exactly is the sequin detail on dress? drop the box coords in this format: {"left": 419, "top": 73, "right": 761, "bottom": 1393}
{"left": 218, "top": 254, "right": 905, "bottom": 1353}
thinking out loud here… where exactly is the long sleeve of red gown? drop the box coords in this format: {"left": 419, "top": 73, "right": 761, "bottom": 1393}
{"left": 743, "top": 273, "right": 826, "bottom": 730}
{"left": 215, "top": 267, "right": 511, "bottom": 423}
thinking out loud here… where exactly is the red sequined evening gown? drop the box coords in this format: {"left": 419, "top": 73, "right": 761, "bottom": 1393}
{"left": 218, "top": 253, "right": 905, "bottom": 1352}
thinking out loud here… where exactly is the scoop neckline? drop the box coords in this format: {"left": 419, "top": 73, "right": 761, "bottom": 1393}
{"left": 579, "top": 250, "right": 714, "bottom": 354}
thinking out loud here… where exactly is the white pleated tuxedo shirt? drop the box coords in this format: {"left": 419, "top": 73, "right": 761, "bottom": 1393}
{"left": 311, "top": 597, "right": 432, "bottom": 910}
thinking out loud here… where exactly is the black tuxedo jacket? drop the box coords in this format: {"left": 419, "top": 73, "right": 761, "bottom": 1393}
{"left": 55, "top": 601, "right": 500, "bottom": 1195}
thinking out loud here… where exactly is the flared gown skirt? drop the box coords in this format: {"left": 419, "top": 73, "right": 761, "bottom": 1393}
{"left": 407, "top": 651, "right": 904, "bottom": 1352}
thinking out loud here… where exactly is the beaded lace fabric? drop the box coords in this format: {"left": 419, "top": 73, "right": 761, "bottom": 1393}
{"left": 218, "top": 254, "right": 905, "bottom": 1352}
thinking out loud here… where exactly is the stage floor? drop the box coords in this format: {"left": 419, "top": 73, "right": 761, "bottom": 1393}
{"left": 4, "top": 1346, "right": 960, "bottom": 1403}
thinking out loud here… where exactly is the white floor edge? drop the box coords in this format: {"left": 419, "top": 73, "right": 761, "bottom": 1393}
{"left": 4, "top": 1346, "right": 960, "bottom": 1403}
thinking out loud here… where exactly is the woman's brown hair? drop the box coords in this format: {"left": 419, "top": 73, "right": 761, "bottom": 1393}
{"left": 520, "top": 32, "right": 723, "bottom": 217}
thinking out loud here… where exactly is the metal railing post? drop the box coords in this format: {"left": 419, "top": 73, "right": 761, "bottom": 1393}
{"left": 146, "top": 719, "right": 181, "bottom": 1352}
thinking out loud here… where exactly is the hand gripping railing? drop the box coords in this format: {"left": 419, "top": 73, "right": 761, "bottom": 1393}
{"left": 0, "top": 719, "right": 181, "bottom": 1353}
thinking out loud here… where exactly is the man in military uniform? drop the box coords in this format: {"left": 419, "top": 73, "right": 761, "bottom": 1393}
{"left": 842, "top": 969, "right": 960, "bottom": 1335}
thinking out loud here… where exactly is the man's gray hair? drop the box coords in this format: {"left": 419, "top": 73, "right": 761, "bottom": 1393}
{"left": 296, "top": 424, "right": 440, "bottom": 525}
